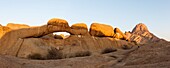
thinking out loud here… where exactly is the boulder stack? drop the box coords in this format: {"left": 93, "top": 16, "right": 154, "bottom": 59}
{"left": 89, "top": 23, "right": 114, "bottom": 37}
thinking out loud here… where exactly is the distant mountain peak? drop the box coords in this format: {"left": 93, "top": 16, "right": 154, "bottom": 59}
{"left": 132, "top": 23, "right": 149, "bottom": 33}
{"left": 126, "top": 23, "right": 162, "bottom": 44}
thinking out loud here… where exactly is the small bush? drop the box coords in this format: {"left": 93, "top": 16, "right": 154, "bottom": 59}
{"left": 101, "top": 48, "right": 117, "bottom": 54}
{"left": 75, "top": 51, "right": 91, "bottom": 57}
{"left": 28, "top": 53, "right": 44, "bottom": 60}
{"left": 47, "top": 47, "right": 63, "bottom": 59}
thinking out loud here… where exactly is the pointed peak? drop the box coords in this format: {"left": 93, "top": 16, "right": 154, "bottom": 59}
{"left": 132, "top": 23, "right": 149, "bottom": 33}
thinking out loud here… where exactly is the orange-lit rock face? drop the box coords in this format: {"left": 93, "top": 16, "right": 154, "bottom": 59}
{"left": 0, "top": 26, "right": 11, "bottom": 38}
{"left": 7, "top": 23, "right": 30, "bottom": 30}
{"left": 70, "top": 23, "right": 90, "bottom": 35}
{"left": 89, "top": 23, "right": 114, "bottom": 37}
{"left": 71, "top": 23, "right": 88, "bottom": 29}
{"left": 47, "top": 18, "right": 69, "bottom": 28}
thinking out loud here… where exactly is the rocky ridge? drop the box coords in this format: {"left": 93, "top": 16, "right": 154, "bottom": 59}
{"left": 0, "top": 18, "right": 168, "bottom": 68}
{"left": 125, "top": 23, "right": 162, "bottom": 44}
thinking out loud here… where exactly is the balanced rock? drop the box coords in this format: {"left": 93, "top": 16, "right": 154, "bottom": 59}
{"left": 89, "top": 23, "right": 114, "bottom": 37}
{"left": 70, "top": 23, "right": 89, "bottom": 35}
{"left": 7, "top": 23, "right": 30, "bottom": 29}
{"left": 47, "top": 18, "right": 69, "bottom": 28}
{"left": 113, "top": 28, "right": 127, "bottom": 40}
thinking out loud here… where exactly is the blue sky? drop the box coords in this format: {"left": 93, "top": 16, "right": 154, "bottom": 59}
{"left": 0, "top": 0, "right": 170, "bottom": 41}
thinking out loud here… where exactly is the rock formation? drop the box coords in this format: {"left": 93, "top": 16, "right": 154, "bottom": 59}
{"left": 0, "top": 18, "right": 169, "bottom": 68}
{"left": 89, "top": 23, "right": 114, "bottom": 37}
{"left": 70, "top": 23, "right": 90, "bottom": 35}
{"left": 7, "top": 23, "right": 30, "bottom": 29}
{"left": 47, "top": 18, "right": 69, "bottom": 28}
{"left": 0, "top": 18, "right": 70, "bottom": 57}
{"left": 71, "top": 23, "right": 88, "bottom": 29}
{"left": 0, "top": 23, "right": 30, "bottom": 38}
{"left": 0, "top": 26, "right": 11, "bottom": 38}
{"left": 125, "top": 23, "right": 160, "bottom": 44}
{"left": 113, "top": 28, "right": 128, "bottom": 40}
{"left": 0, "top": 18, "right": 134, "bottom": 59}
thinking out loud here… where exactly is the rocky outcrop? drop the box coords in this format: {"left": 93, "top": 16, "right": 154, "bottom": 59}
{"left": 113, "top": 28, "right": 128, "bottom": 40}
{"left": 0, "top": 18, "right": 70, "bottom": 57}
{"left": 71, "top": 23, "right": 88, "bottom": 29}
{"left": 70, "top": 23, "right": 90, "bottom": 35}
{"left": 125, "top": 23, "right": 160, "bottom": 44}
{"left": 89, "top": 23, "right": 114, "bottom": 37}
{"left": 0, "top": 18, "right": 135, "bottom": 59}
{"left": 7, "top": 23, "right": 30, "bottom": 29}
{"left": 0, "top": 23, "right": 30, "bottom": 38}
{"left": 0, "top": 26, "right": 11, "bottom": 38}
{"left": 47, "top": 18, "right": 69, "bottom": 28}
{"left": 17, "top": 35, "right": 134, "bottom": 59}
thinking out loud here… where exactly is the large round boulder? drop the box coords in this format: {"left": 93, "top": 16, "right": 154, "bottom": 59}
{"left": 70, "top": 23, "right": 89, "bottom": 35}
{"left": 7, "top": 23, "right": 30, "bottom": 29}
{"left": 89, "top": 23, "right": 114, "bottom": 37}
{"left": 47, "top": 18, "right": 69, "bottom": 28}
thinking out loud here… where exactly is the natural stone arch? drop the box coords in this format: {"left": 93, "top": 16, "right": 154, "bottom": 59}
{"left": 0, "top": 18, "right": 70, "bottom": 56}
